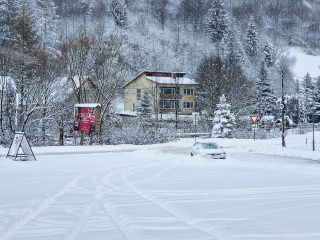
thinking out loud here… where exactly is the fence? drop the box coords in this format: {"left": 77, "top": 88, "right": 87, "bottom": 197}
{"left": 235, "top": 123, "right": 320, "bottom": 140}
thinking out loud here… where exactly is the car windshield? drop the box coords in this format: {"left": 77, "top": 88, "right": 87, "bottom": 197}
{"left": 201, "top": 143, "right": 218, "bottom": 149}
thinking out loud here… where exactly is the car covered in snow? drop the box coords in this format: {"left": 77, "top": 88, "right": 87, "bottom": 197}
{"left": 191, "top": 142, "right": 226, "bottom": 159}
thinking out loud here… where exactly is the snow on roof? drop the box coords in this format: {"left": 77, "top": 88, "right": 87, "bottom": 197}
{"left": 118, "top": 110, "right": 138, "bottom": 117}
{"left": 145, "top": 76, "right": 197, "bottom": 85}
{"left": 74, "top": 103, "right": 101, "bottom": 108}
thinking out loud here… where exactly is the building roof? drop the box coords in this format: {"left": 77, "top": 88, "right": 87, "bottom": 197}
{"left": 145, "top": 76, "right": 197, "bottom": 85}
{"left": 124, "top": 71, "right": 197, "bottom": 88}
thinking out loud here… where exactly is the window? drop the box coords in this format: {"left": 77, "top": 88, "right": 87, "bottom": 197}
{"left": 183, "top": 102, "right": 194, "bottom": 109}
{"left": 160, "top": 100, "right": 180, "bottom": 109}
{"left": 184, "top": 88, "right": 194, "bottom": 95}
{"left": 160, "top": 87, "right": 180, "bottom": 95}
{"left": 136, "top": 89, "right": 141, "bottom": 100}
{"left": 201, "top": 143, "right": 218, "bottom": 149}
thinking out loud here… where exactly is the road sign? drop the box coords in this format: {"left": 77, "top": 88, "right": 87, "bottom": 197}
{"left": 252, "top": 124, "right": 257, "bottom": 130}
{"left": 250, "top": 115, "right": 259, "bottom": 124}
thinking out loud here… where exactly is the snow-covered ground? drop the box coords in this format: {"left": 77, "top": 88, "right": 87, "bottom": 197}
{"left": 0, "top": 131, "right": 320, "bottom": 240}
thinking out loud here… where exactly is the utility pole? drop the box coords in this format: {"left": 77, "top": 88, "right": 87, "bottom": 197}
{"left": 312, "top": 87, "right": 315, "bottom": 151}
{"left": 15, "top": 92, "right": 19, "bottom": 132}
{"left": 281, "top": 71, "right": 286, "bottom": 147}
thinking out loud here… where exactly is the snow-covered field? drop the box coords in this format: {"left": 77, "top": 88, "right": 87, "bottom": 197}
{"left": 0, "top": 131, "right": 320, "bottom": 240}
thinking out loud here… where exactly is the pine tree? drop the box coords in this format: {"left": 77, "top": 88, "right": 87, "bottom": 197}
{"left": 211, "top": 94, "right": 235, "bottom": 138}
{"left": 33, "top": 0, "right": 59, "bottom": 51}
{"left": 12, "top": 4, "right": 38, "bottom": 53}
{"left": 244, "top": 17, "right": 259, "bottom": 58}
{"left": 257, "top": 60, "right": 275, "bottom": 118}
{"left": 314, "top": 76, "right": 320, "bottom": 122}
{"left": 263, "top": 41, "right": 273, "bottom": 67}
{"left": 302, "top": 72, "right": 313, "bottom": 121}
{"left": 205, "top": 0, "right": 229, "bottom": 43}
{"left": 137, "top": 90, "right": 157, "bottom": 144}
{"left": 0, "top": 0, "right": 19, "bottom": 46}
{"left": 219, "top": 20, "right": 245, "bottom": 64}
{"left": 139, "top": 90, "right": 152, "bottom": 117}
{"left": 110, "top": 0, "right": 128, "bottom": 28}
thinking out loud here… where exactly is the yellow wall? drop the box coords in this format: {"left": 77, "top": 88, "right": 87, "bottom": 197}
{"left": 124, "top": 74, "right": 156, "bottom": 111}
{"left": 124, "top": 74, "right": 196, "bottom": 115}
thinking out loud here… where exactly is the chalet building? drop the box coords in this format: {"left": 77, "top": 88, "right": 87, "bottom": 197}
{"left": 124, "top": 71, "right": 197, "bottom": 115}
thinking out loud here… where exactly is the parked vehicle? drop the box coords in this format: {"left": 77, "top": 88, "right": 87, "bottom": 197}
{"left": 191, "top": 142, "right": 226, "bottom": 159}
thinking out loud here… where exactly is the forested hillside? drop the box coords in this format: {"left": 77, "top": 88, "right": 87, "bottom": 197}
{"left": 0, "top": 0, "right": 320, "bottom": 145}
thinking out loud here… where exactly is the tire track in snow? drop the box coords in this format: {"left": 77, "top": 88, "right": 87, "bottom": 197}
{"left": 65, "top": 169, "right": 128, "bottom": 240}
{"left": 121, "top": 173, "right": 229, "bottom": 240}
{"left": 0, "top": 171, "right": 87, "bottom": 240}
{"left": 98, "top": 159, "right": 224, "bottom": 240}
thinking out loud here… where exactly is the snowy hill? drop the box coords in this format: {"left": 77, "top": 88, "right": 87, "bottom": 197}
{"left": 289, "top": 47, "right": 320, "bottom": 79}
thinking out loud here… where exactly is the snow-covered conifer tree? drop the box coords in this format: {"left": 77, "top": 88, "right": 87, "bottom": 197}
{"left": 219, "top": 20, "right": 245, "bottom": 64}
{"left": 263, "top": 41, "right": 273, "bottom": 67}
{"left": 0, "top": 0, "right": 19, "bottom": 45}
{"left": 12, "top": 3, "right": 38, "bottom": 53}
{"left": 137, "top": 90, "right": 158, "bottom": 144}
{"left": 110, "top": 0, "right": 128, "bottom": 28}
{"left": 211, "top": 94, "right": 235, "bottom": 138}
{"left": 314, "top": 76, "right": 320, "bottom": 121}
{"left": 301, "top": 72, "right": 313, "bottom": 121}
{"left": 33, "top": 0, "right": 59, "bottom": 52}
{"left": 139, "top": 90, "right": 152, "bottom": 118}
{"left": 244, "top": 17, "right": 259, "bottom": 58}
{"left": 256, "top": 60, "right": 276, "bottom": 118}
{"left": 205, "top": 0, "right": 228, "bottom": 43}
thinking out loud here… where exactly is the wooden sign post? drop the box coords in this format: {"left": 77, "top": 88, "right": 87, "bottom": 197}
{"left": 7, "top": 132, "right": 36, "bottom": 161}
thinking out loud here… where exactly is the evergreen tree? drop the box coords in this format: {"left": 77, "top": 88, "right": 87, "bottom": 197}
{"left": 12, "top": 4, "right": 38, "bottom": 53}
{"left": 137, "top": 90, "right": 158, "bottom": 144}
{"left": 287, "top": 80, "right": 302, "bottom": 124}
{"left": 257, "top": 60, "right": 275, "bottom": 117}
{"left": 263, "top": 41, "right": 273, "bottom": 67}
{"left": 211, "top": 94, "right": 235, "bottom": 138}
{"left": 314, "top": 76, "right": 320, "bottom": 122}
{"left": 244, "top": 17, "right": 259, "bottom": 58}
{"left": 301, "top": 72, "right": 313, "bottom": 121}
{"left": 0, "top": 0, "right": 19, "bottom": 46}
{"left": 219, "top": 20, "right": 245, "bottom": 65}
{"left": 139, "top": 90, "right": 152, "bottom": 118}
{"left": 110, "top": 0, "right": 128, "bottom": 28}
{"left": 205, "top": 0, "right": 229, "bottom": 43}
{"left": 33, "top": 0, "right": 59, "bottom": 51}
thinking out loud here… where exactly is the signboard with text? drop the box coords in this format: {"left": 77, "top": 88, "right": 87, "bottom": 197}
{"left": 7, "top": 132, "right": 36, "bottom": 161}
{"left": 74, "top": 104, "right": 101, "bottom": 132}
